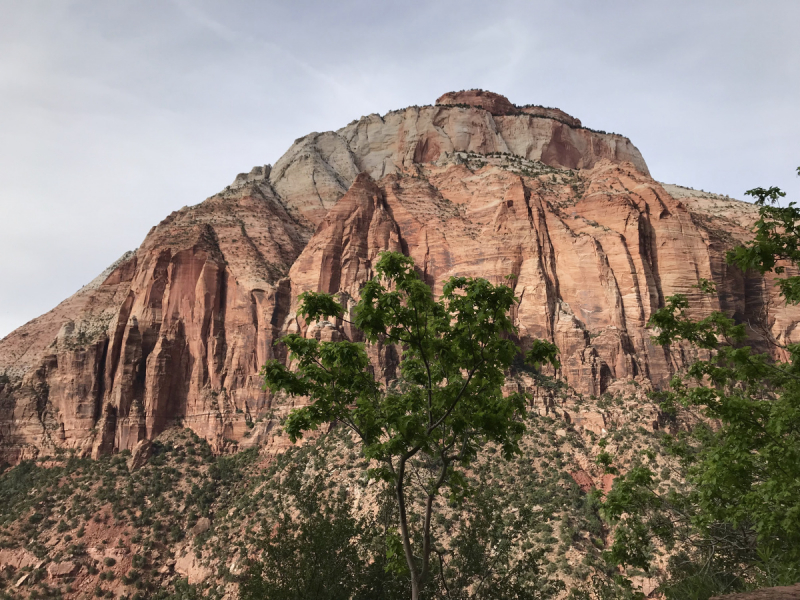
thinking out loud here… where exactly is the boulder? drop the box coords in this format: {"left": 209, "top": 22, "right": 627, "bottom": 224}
{"left": 192, "top": 517, "right": 211, "bottom": 536}
{"left": 0, "top": 548, "right": 38, "bottom": 570}
{"left": 127, "top": 439, "right": 153, "bottom": 471}
{"left": 47, "top": 561, "right": 79, "bottom": 579}
{"left": 570, "top": 470, "right": 594, "bottom": 492}
{"left": 564, "top": 410, "right": 607, "bottom": 436}
{"left": 175, "top": 552, "right": 212, "bottom": 584}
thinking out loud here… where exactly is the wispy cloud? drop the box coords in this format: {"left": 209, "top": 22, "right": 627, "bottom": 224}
{"left": 0, "top": 0, "right": 798, "bottom": 338}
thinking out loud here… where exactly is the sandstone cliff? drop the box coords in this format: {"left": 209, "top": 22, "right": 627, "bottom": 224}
{"left": 1, "top": 90, "right": 797, "bottom": 462}
{"left": 269, "top": 89, "right": 649, "bottom": 228}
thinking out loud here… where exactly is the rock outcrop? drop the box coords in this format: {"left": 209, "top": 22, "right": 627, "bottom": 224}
{"left": 437, "top": 89, "right": 520, "bottom": 115}
{"left": 438, "top": 90, "right": 583, "bottom": 127}
{"left": 47, "top": 561, "right": 80, "bottom": 579}
{"left": 126, "top": 438, "right": 153, "bottom": 471}
{"left": 1, "top": 90, "right": 798, "bottom": 462}
{"left": 270, "top": 90, "right": 649, "bottom": 228}
{"left": 0, "top": 177, "right": 309, "bottom": 460}
{"left": 285, "top": 157, "right": 800, "bottom": 393}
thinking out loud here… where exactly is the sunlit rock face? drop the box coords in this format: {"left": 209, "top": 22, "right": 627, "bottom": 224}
{"left": 1, "top": 90, "right": 797, "bottom": 461}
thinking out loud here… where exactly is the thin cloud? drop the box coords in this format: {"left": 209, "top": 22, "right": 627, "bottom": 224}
{"left": 0, "top": 0, "right": 798, "bottom": 339}
{"left": 169, "top": 0, "right": 369, "bottom": 114}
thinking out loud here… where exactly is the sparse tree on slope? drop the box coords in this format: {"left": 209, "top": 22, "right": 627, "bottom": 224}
{"left": 261, "top": 251, "right": 559, "bottom": 600}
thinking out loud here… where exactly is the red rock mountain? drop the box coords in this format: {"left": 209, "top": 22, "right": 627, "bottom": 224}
{"left": 1, "top": 90, "right": 797, "bottom": 463}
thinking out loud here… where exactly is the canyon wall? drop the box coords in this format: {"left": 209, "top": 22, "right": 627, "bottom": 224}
{"left": 1, "top": 90, "right": 797, "bottom": 462}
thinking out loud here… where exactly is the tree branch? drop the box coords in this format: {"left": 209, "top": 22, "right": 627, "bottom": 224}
{"left": 428, "top": 365, "right": 481, "bottom": 434}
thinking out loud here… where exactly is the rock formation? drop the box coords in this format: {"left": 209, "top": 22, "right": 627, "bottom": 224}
{"left": 1, "top": 90, "right": 798, "bottom": 462}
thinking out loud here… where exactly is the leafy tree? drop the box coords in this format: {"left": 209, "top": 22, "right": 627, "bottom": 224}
{"left": 261, "top": 251, "right": 559, "bottom": 600}
{"left": 602, "top": 169, "right": 800, "bottom": 597}
{"left": 729, "top": 172, "right": 800, "bottom": 304}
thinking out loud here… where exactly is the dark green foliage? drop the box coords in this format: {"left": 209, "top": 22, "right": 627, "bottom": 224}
{"left": 240, "top": 450, "right": 407, "bottom": 600}
{"left": 433, "top": 484, "right": 565, "bottom": 599}
{"left": 150, "top": 577, "right": 206, "bottom": 600}
{"left": 729, "top": 184, "right": 800, "bottom": 304}
{"left": 0, "top": 458, "right": 90, "bottom": 527}
{"left": 567, "top": 572, "right": 646, "bottom": 600}
{"left": 184, "top": 449, "right": 257, "bottom": 519}
{"left": 122, "top": 569, "right": 141, "bottom": 585}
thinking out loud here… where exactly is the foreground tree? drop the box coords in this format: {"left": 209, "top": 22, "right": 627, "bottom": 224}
{"left": 239, "top": 435, "right": 568, "bottom": 600}
{"left": 602, "top": 170, "right": 800, "bottom": 598}
{"left": 261, "top": 252, "right": 559, "bottom": 600}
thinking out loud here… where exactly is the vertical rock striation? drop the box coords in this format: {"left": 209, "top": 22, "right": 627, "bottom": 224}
{"left": 1, "top": 90, "right": 797, "bottom": 461}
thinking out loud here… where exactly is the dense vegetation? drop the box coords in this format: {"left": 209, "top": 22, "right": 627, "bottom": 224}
{"left": 241, "top": 423, "right": 607, "bottom": 600}
{"left": 0, "top": 408, "right": 663, "bottom": 600}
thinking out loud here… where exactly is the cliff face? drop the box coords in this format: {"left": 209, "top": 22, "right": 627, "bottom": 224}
{"left": 268, "top": 90, "right": 649, "bottom": 229}
{"left": 1, "top": 91, "right": 797, "bottom": 462}
{"left": 0, "top": 181, "right": 308, "bottom": 461}
{"left": 285, "top": 158, "right": 797, "bottom": 392}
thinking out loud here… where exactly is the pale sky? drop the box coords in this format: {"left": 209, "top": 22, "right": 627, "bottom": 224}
{"left": 1, "top": 0, "right": 798, "bottom": 338}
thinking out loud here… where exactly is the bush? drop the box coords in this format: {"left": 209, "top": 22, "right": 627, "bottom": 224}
{"left": 122, "top": 570, "right": 141, "bottom": 585}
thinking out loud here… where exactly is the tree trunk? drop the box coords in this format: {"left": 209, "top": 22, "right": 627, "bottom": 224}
{"left": 411, "top": 577, "right": 421, "bottom": 600}
{"left": 396, "top": 459, "right": 421, "bottom": 600}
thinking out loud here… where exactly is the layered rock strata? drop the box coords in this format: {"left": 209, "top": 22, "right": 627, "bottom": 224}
{"left": 1, "top": 90, "right": 797, "bottom": 462}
